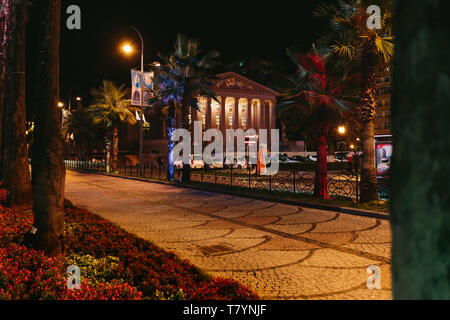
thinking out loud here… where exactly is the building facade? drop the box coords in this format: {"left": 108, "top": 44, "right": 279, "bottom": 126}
{"left": 375, "top": 70, "right": 392, "bottom": 136}
{"left": 121, "top": 72, "right": 279, "bottom": 164}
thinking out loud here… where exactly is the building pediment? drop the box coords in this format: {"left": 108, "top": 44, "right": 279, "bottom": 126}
{"left": 213, "top": 72, "right": 279, "bottom": 100}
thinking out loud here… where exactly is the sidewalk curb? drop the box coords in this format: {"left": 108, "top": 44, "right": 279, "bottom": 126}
{"left": 68, "top": 169, "right": 390, "bottom": 221}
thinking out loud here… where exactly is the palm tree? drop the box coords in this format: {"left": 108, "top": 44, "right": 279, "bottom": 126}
{"left": 31, "top": 0, "right": 65, "bottom": 256}
{"left": 0, "top": 0, "right": 32, "bottom": 209}
{"left": 89, "top": 80, "right": 137, "bottom": 172}
{"left": 149, "top": 57, "right": 182, "bottom": 181}
{"left": 314, "top": 0, "right": 394, "bottom": 202}
{"left": 171, "top": 34, "right": 221, "bottom": 182}
{"left": 278, "top": 49, "right": 356, "bottom": 199}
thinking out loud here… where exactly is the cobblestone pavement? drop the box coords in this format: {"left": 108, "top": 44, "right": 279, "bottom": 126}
{"left": 65, "top": 171, "right": 392, "bottom": 300}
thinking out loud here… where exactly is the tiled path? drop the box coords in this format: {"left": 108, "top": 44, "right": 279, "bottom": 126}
{"left": 65, "top": 170, "right": 392, "bottom": 300}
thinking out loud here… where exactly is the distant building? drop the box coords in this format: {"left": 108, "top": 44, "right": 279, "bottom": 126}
{"left": 120, "top": 72, "right": 279, "bottom": 164}
{"left": 375, "top": 70, "right": 392, "bottom": 136}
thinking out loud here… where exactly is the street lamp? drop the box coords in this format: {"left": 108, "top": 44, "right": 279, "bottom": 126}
{"left": 338, "top": 126, "right": 346, "bottom": 135}
{"left": 122, "top": 26, "right": 145, "bottom": 175}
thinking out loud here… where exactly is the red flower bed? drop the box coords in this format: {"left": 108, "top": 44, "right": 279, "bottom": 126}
{"left": 0, "top": 193, "right": 258, "bottom": 300}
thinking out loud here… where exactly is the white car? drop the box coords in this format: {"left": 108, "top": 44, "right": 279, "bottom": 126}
{"left": 174, "top": 155, "right": 204, "bottom": 169}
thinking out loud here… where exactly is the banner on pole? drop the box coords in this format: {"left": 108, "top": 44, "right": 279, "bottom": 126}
{"left": 131, "top": 70, "right": 153, "bottom": 107}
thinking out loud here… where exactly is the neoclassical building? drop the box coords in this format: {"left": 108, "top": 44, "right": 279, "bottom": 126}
{"left": 120, "top": 72, "right": 279, "bottom": 163}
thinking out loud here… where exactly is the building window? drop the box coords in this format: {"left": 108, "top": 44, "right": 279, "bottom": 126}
{"left": 188, "top": 113, "right": 191, "bottom": 125}
{"left": 242, "top": 116, "right": 246, "bottom": 128}
{"left": 384, "top": 122, "right": 391, "bottom": 129}
{"left": 229, "top": 115, "right": 233, "bottom": 128}
{"left": 216, "top": 115, "right": 220, "bottom": 127}
{"left": 202, "top": 114, "right": 206, "bottom": 127}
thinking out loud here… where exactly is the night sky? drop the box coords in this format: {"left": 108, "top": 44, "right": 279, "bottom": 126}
{"left": 59, "top": 0, "right": 331, "bottom": 102}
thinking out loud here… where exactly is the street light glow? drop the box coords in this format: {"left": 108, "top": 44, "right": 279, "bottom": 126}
{"left": 58, "top": 102, "right": 64, "bottom": 108}
{"left": 338, "top": 126, "right": 346, "bottom": 135}
{"left": 76, "top": 97, "right": 82, "bottom": 101}
{"left": 122, "top": 44, "right": 133, "bottom": 54}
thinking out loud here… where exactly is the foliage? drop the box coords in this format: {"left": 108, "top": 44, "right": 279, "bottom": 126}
{"left": 0, "top": 204, "right": 33, "bottom": 247}
{"left": 277, "top": 47, "right": 357, "bottom": 139}
{"left": 88, "top": 80, "right": 137, "bottom": 129}
{"left": 0, "top": 192, "right": 258, "bottom": 300}
{"left": 314, "top": 0, "right": 394, "bottom": 71}
{"left": 65, "top": 254, "right": 125, "bottom": 287}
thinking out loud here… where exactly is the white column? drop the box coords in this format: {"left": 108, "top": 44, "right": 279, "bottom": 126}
{"left": 206, "top": 97, "right": 212, "bottom": 130}
{"left": 247, "top": 98, "right": 252, "bottom": 130}
{"left": 234, "top": 97, "right": 239, "bottom": 130}
{"left": 260, "top": 100, "right": 266, "bottom": 131}
{"left": 220, "top": 96, "right": 226, "bottom": 135}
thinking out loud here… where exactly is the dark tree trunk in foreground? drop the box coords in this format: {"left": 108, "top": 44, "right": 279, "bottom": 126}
{"left": 0, "top": 0, "right": 11, "bottom": 177}
{"left": 32, "top": 0, "right": 65, "bottom": 256}
{"left": 392, "top": 0, "right": 450, "bottom": 299}
{"left": 2, "top": 0, "right": 32, "bottom": 209}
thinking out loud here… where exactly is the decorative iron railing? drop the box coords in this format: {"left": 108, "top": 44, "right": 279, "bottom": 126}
{"left": 65, "top": 160, "right": 387, "bottom": 203}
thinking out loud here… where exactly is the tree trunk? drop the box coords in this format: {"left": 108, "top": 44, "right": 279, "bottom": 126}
{"left": 314, "top": 131, "right": 328, "bottom": 200}
{"left": 0, "top": 0, "right": 11, "bottom": 179}
{"left": 31, "top": 0, "right": 64, "bottom": 257}
{"left": 1, "top": 0, "right": 32, "bottom": 209}
{"left": 392, "top": 0, "right": 450, "bottom": 299}
{"left": 111, "top": 124, "right": 119, "bottom": 172}
{"left": 359, "top": 43, "right": 379, "bottom": 202}
{"left": 181, "top": 92, "right": 191, "bottom": 183}
{"left": 167, "top": 102, "right": 175, "bottom": 180}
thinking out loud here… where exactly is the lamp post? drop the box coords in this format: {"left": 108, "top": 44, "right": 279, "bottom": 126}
{"left": 123, "top": 26, "right": 145, "bottom": 175}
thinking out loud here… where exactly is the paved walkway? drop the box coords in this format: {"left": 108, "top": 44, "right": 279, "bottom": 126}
{"left": 65, "top": 170, "right": 392, "bottom": 300}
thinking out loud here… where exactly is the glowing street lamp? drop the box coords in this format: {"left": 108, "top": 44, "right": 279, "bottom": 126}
{"left": 58, "top": 102, "right": 65, "bottom": 108}
{"left": 338, "top": 126, "right": 346, "bottom": 135}
{"left": 122, "top": 43, "right": 133, "bottom": 55}
{"left": 121, "top": 26, "right": 145, "bottom": 175}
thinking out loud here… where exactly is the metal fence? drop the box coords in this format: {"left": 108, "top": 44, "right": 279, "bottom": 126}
{"left": 65, "top": 160, "right": 371, "bottom": 202}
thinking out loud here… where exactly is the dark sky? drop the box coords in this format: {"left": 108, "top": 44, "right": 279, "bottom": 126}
{"left": 59, "top": 0, "right": 330, "bottom": 102}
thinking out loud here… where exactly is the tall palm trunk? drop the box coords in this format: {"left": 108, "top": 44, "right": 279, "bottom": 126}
{"left": 392, "top": 0, "right": 450, "bottom": 299}
{"left": 2, "top": 0, "right": 32, "bottom": 209}
{"left": 359, "top": 42, "right": 379, "bottom": 202}
{"left": 111, "top": 124, "right": 119, "bottom": 172}
{"left": 181, "top": 90, "right": 192, "bottom": 183}
{"left": 32, "top": 0, "right": 65, "bottom": 256}
{"left": 314, "top": 122, "right": 329, "bottom": 199}
{"left": 167, "top": 102, "right": 175, "bottom": 180}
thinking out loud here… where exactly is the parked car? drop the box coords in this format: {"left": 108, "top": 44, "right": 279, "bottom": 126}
{"left": 174, "top": 154, "right": 204, "bottom": 169}
{"left": 289, "top": 155, "right": 308, "bottom": 163}
{"left": 279, "top": 153, "right": 288, "bottom": 162}
{"left": 306, "top": 154, "right": 317, "bottom": 162}
{"left": 335, "top": 152, "right": 349, "bottom": 162}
